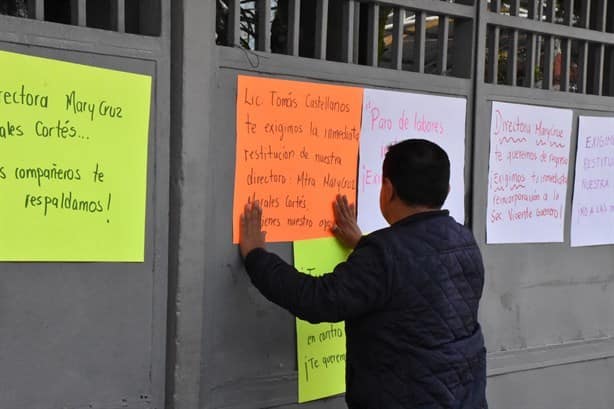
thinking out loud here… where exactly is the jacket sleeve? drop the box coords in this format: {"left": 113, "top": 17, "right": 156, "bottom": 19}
{"left": 243, "top": 237, "right": 392, "bottom": 323}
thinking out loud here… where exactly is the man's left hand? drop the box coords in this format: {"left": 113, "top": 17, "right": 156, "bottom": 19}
{"left": 332, "top": 194, "right": 362, "bottom": 249}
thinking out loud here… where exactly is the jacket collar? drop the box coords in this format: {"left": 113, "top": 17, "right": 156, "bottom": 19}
{"left": 392, "top": 209, "right": 450, "bottom": 226}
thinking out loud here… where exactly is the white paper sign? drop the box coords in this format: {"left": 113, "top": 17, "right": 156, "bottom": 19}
{"left": 486, "top": 102, "right": 572, "bottom": 244}
{"left": 358, "top": 88, "right": 467, "bottom": 233}
{"left": 571, "top": 116, "right": 614, "bottom": 247}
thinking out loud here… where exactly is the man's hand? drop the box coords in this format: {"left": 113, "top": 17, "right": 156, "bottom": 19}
{"left": 332, "top": 194, "right": 362, "bottom": 249}
{"left": 239, "top": 199, "right": 266, "bottom": 259}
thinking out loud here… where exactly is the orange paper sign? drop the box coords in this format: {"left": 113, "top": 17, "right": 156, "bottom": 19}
{"left": 233, "top": 75, "right": 362, "bottom": 243}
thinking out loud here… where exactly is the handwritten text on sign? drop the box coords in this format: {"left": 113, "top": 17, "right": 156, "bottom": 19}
{"left": 0, "top": 50, "right": 151, "bottom": 261}
{"left": 486, "top": 102, "right": 572, "bottom": 244}
{"left": 233, "top": 76, "right": 362, "bottom": 242}
{"left": 294, "top": 238, "right": 349, "bottom": 403}
{"left": 571, "top": 116, "right": 614, "bottom": 247}
{"left": 358, "top": 88, "right": 467, "bottom": 233}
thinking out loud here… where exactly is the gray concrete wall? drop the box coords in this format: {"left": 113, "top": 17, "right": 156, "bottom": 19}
{"left": 488, "top": 356, "right": 614, "bottom": 409}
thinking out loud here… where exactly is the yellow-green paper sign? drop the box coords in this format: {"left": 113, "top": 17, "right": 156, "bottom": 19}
{"left": 0, "top": 50, "right": 152, "bottom": 261}
{"left": 294, "top": 237, "right": 350, "bottom": 403}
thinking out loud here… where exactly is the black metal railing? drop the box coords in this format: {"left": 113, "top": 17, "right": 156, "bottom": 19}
{"left": 216, "top": 0, "right": 476, "bottom": 79}
{"left": 0, "top": 0, "right": 161, "bottom": 36}
{"left": 485, "top": 0, "right": 614, "bottom": 96}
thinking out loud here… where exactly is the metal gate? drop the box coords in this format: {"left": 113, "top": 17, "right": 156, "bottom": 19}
{"left": 196, "top": 1, "right": 614, "bottom": 408}
{"left": 3, "top": 0, "right": 614, "bottom": 408}
{"left": 0, "top": 2, "right": 170, "bottom": 409}
{"left": 206, "top": 0, "right": 478, "bottom": 407}
{"left": 474, "top": 1, "right": 614, "bottom": 405}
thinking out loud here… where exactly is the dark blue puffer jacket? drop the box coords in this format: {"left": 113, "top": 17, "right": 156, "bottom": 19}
{"left": 244, "top": 210, "right": 487, "bottom": 409}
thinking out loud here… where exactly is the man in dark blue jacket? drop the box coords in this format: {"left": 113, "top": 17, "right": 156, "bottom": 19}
{"left": 239, "top": 139, "right": 487, "bottom": 409}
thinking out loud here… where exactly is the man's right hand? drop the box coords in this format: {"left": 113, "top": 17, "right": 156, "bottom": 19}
{"left": 332, "top": 194, "right": 362, "bottom": 249}
{"left": 239, "top": 199, "right": 266, "bottom": 259}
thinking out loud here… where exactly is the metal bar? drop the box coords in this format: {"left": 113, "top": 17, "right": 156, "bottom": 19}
{"left": 392, "top": 7, "right": 405, "bottom": 70}
{"left": 315, "top": 0, "right": 329, "bottom": 59}
{"left": 474, "top": 0, "right": 491, "bottom": 83}
{"left": 491, "top": 0, "right": 502, "bottom": 13}
{"left": 116, "top": 0, "right": 125, "bottom": 32}
{"left": 545, "top": 0, "right": 556, "bottom": 22}
{"left": 560, "top": 38, "right": 571, "bottom": 91}
{"left": 71, "top": 0, "right": 87, "bottom": 26}
{"left": 352, "top": 2, "right": 361, "bottom": 64}
{"left": 594, "top": 44, "right": 605, "bottom": 95}
{"left": 366, "top": 3, "right": 379, "bottom": 67}
{"left": 228, "top": 0, "right": 241, "bottom": 46}
{"left": 528, "top": 0, "right": 538, "bottom": 19}
{"left": 580, "top": 0, "right": 590, "bottom": 28}
{"left": 257, "top": 0, "right": 272, "bottom": 52}
{"left": 485, "top": 14, "right": 614, "bottom": 45}
{"left": 579, "top": 41, "right": 589, "bottom": 93}
{"left": 510, "top": 0, "right": 520, "bottom": 16}
{"left": 599, "top": 0, "right": 607, "bottom": 31}
{"left": 524, "top": 33, "right": 537, "bottom": 87}
{"left": 563, "top": 0, "right": 574, "bottom": 25}
{"left": 356, "top": 0, "right": 473, "bottom": 19}
{"left": 34, "top": 0, "right": 44, "bottom": 20}
{"left": 414, "top": 11, "right": 425, "bottom": 73}
{"left": 287, "top": 0, "right": 300, "bottom": 56}
{"left": 341, "top": 0, "right": 356, "bottom": 63}
{"left": 507, "top": 29, "right": 518, "bottom": 86}
{"left": 536, "top": 31, "right": 543, "bottom": 80}
{"left": 78, "top": 0, "right": 86, "bottom": 26}
{"left": 487, "top": 26, "right": 500, "bottom": 84}
{"left": 542, "top": 36, "right": 554, "bottom": 89}
{"left": 438, "top": 16, "right": 450, "bottom": 75}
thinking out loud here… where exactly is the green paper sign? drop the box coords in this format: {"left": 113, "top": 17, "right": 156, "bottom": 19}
{"left": 294, "top": 237, "right": 351, "bottom": 403}
{"left": 0, "top": 50, "right": 152, "bottom": 261}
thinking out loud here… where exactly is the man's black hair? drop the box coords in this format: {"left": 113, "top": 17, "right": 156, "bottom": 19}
{"left": 382, "top": 139, "right": 450, "bottom": 208}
